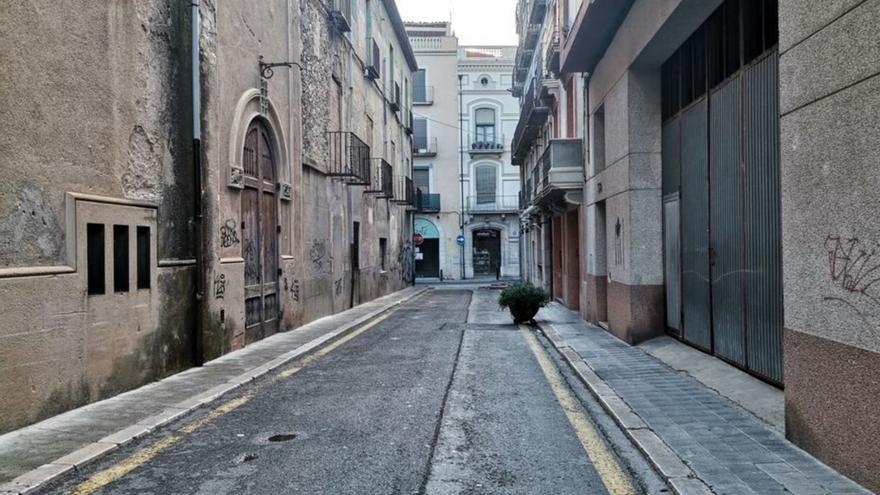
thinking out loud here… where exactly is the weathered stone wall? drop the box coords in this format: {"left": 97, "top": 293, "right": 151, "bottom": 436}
{"left": 0, "top": 1, "right": 195, "bottom": 433}
{"left": 200, "top": 0, "right": 413, "bottom": 354}
{"left": 0, "top": 0, "right": 414, "bottom": 433}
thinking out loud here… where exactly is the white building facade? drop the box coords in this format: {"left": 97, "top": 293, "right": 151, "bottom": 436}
{"left": 406, "top": 21, "right": 520, "bottom": 280}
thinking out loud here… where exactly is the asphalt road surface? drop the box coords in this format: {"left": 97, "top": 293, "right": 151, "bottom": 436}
{"left": 43, "top": 289, "right": 655, "bottom": 495}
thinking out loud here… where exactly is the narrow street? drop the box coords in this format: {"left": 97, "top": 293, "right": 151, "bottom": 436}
{"left": 40, "top": 289, "right": 653, "bottom": 495}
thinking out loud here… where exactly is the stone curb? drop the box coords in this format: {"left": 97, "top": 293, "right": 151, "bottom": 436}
{"left": 536, "top": 322, "right": 714, "bottom": 495}
{"left": 0, "top": 287, "right": 429, "bottom": 495}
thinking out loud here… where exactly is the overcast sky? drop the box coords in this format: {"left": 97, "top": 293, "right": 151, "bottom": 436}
{"left": 396, "top": 0, "right": 519, "bottom": 46}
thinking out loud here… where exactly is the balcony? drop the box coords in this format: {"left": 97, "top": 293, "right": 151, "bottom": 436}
{"left": 469, "top": 135, "right": 505, "bottom": 155}
{"left": 391, "top": 176, "right": 413, "bottom": 206}
{"left": 413, "top": 86, "right": 434, "bottom": 105}
{"left": 546, "top": 28, "right": 561, "bottom": 74}
{"left": 511, "top": 75, "right": 551, "bottom": 164}
{"left": 465, "top": 195, "right": 520, "bottom": 214}
{"left": 415, "top": 191, "right": 440, "bottom": 212}
{"left": 405, "top": 111, "right": 413, "bottom": 135}
{"left": 389, "top": 82, "right": 401, "bottom": 112}
{"left": 365, "top": 159, "right": 394, "bottom": 199}
{"left": 365, "top": 38, "right": 381, "bottom": 80}
{"left": 328, "top": 0, "right": 352, "bottom": 33}
{"left": 533, "top": 139, "right": 584, "bottom": 205}
{"left": 413, "top": 137, "right": 438, "bottom": 157}
{"left": 326, "top": 131, "right": 370, "bottom": 185}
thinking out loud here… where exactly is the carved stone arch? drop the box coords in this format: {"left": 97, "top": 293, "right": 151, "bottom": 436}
{"left": 227, "top": 89, "right": 290, "bottom": 195}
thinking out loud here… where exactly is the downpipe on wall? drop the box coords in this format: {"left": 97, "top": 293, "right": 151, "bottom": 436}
{"left": 458, "top": 74, "right": 465, "bottom": 280}
{"left": 191, "top": 0, "right": 205, "bottom": 366}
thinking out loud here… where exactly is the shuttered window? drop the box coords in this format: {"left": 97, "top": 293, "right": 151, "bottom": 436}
{"left": 413, "top": 69, "right": 426, "bottom": 102}
{"left": 413, "top": 168, "right": 430, "bottom": 193}
{"left": 413, "top": 117, "right": 428, "bottom": 149}
{"left": 475, "top": 165, "right": 496, "bottom": 204}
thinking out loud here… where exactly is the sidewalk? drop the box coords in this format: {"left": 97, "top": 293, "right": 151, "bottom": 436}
{"left": 0, "top": 286, "right": 427, "bottom": 495}
{"left": 534, "top": 302, "right": 872, "bottom": 495}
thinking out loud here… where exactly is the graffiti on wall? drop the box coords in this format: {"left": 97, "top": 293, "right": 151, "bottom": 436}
{"left": 334, "top": 278, "right": 343, "bottom": 296}
{"left": 398, "top": 240, "right": 414, "bottom": 283}
{"left": 822, "top": 235, "right": 880, "bottom": 333}
{"left": 243, "top": 240, "right": 259, "bottom": 282}
{"left": 221, "top": 219, "right": 240, "bottom": 248}
{"left": 614, "top": 218, "right": 624, "bottom": 266}
{"left": 284, "top": 277, "right": 301, "bottom": 302}
{"left": 213, "top": 273, "right": 227, "bottom": 299}
{"left": 310, "top": 239, "right": 330, "bottom": 274}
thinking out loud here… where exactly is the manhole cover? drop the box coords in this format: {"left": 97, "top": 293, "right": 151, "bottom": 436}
{"left": 267, "top": 433, "right": 297, "bottom": 442}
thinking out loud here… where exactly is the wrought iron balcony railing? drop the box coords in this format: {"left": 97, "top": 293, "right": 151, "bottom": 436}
{"left": 413, "top": 137, "right": 438, "bottom": 157}
{"left": 389, "top": 82, "right": 401, "bottom": 112}
{"left": 328, "top": 0, "right": 352, "bottom": 33}
{"left": 413, "top": 86, "right": 434, "bottom": 105}
{"left": 415, "top": 191, "right": 440, "bottom": 211}
{"left": 465, "top": 195, "right": 520, "bottom": 213}
{"left": 469, "top": 134, "right": 506, "bottom": 154}
{"left": 365, "top": 38, "right": 381, "bottom": 80}
{"left": 364, "top": 158, "right": 394, "bottom": 199}
{"left": 326, "top": 131, "right": 370, "bottom": 185}
{"left": 391, "top": 176, "right": 413, "bottom": 205}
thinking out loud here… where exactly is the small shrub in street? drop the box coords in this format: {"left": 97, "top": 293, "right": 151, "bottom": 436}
{"left": 498, "top": 282, "right": 550, "bottom": 323}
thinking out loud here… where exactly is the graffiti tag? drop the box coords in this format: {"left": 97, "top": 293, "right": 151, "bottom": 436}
{"left": 221, "top": 219, "right": 240, "bottom": 248}
{"left": 213, "top": 273, "right": 227, "bottom": 299}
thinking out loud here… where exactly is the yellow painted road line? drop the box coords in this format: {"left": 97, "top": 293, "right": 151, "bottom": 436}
{"left": 67, "top": 312, "right": 393, "bottom": 495}
{"left": 519, "top": 325, "right": 637, "bottom": 495}
{"left": 276, "top": 311, "right": 392, "bottom": 379}
{"left": 68, "top": 393, "right": 253, "bottom": 495}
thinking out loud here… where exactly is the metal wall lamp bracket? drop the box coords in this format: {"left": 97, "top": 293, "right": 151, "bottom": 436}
{"left": 259, "top": 56, "right": 303, "bottom": 79}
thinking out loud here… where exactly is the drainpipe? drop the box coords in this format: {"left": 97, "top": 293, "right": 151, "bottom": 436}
{"left": 458, "top": 74, "right": 465, "bottom": 280}
{"left": 191, "top": 1, "right": 205, "bottom": 366}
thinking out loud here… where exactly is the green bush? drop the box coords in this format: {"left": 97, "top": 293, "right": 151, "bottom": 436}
{"left": 498, "top": 282, "right": 550, "bottom": 310}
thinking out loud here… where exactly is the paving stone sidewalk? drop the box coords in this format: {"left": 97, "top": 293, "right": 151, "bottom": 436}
{"left": 535, "top": 303, "right": 872, "bottom": 495}
{"left": 0, "top": 286, "right": 426, "bottom": 493}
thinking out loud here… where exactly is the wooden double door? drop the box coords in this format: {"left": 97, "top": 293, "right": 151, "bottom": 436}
{"left": 242, "top": 120, "right": 279, "bottom": 342}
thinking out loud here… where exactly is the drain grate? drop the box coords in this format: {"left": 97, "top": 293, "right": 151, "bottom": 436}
{"left": 267, "top": 433, "right": 297, "bottom": 442}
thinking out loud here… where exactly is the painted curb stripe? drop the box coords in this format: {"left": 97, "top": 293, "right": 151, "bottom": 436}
{"left": 520, "top": 325, "right": 636, "bottom": 495}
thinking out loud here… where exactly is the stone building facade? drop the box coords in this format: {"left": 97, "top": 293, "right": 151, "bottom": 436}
{"left": 515, "top": 0, "right": 880, "bottom": 489}
{"left": 0, "top": 0, "right": 416, "bottom": 434}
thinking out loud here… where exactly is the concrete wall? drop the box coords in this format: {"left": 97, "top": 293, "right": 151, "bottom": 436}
{"left": 585, "top": 63, "right": 664, "bottom": 343}
{"left": 779, "top": 0, "right": 880, "bottom": 490}
{"left": 0, "top": 0, "right": 195, "bottom": 432}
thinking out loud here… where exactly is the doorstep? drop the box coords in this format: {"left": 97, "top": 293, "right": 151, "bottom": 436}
{"left": 0, "top": 286, "right": 428, "bottom": 495}
{"left": 533, "top": 302, "right": 871, "bottom": 495}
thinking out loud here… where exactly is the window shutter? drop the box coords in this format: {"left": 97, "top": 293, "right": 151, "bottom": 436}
{"left": 475, "top": 166, "right": 496, "bottom": 204}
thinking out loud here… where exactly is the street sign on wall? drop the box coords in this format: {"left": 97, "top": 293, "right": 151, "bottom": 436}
{"left": 414, "top": 233, "right": 424, "bottom": 246}
{"left": 456, "top": 234, "right": 465, "bottom": 246}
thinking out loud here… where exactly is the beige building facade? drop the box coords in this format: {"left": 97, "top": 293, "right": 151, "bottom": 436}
{"left": 0, "top": 0, "right": 416, "bottom": 434}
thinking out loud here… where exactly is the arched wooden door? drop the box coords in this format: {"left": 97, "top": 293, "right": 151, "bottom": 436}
{"left": 242, "top": 120, "right": 279, "bottom": 343}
